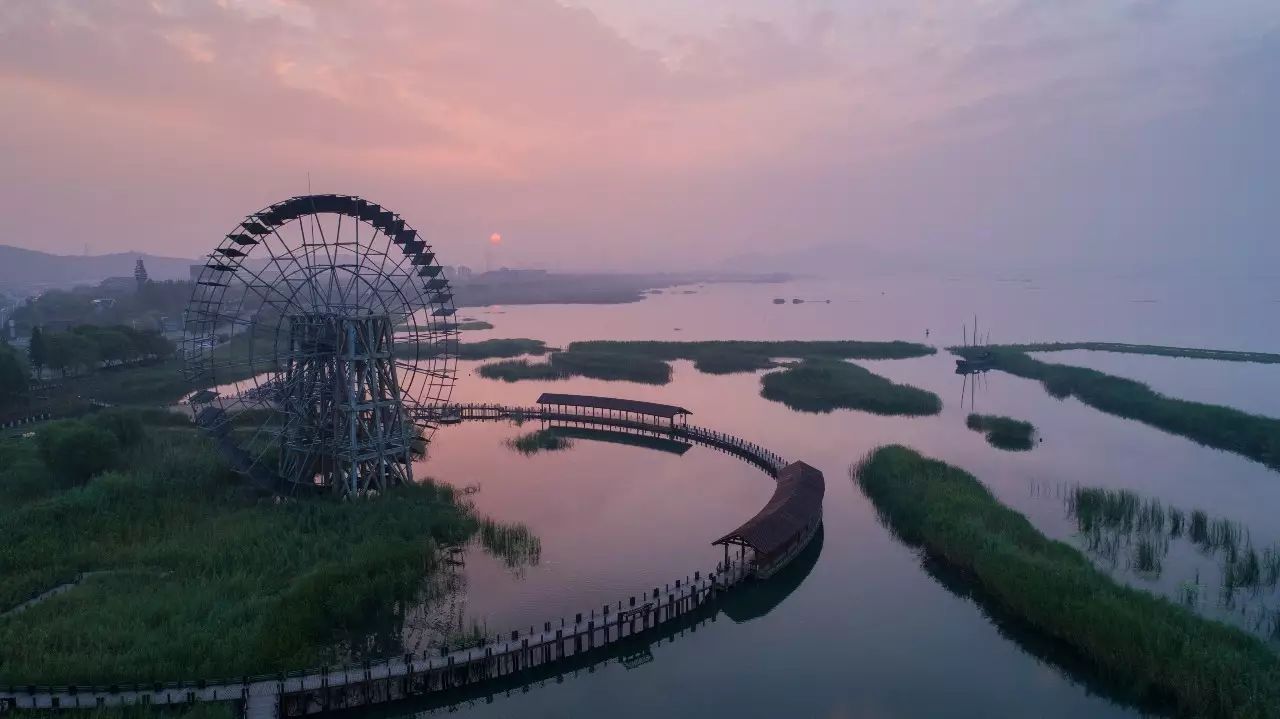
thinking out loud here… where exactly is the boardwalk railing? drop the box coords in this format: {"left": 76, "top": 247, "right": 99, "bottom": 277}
{"left": 0, "top": 563, "right": 750, "bottom": 718}
{"left": 416, "top": 403, "right": 788, "bottom": 475}
{"left": 0, "top": 403, "right": 807, "bottom": 719}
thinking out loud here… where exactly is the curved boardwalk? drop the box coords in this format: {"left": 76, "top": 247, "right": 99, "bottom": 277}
{"left": 421, "top": 402, "right": 789, "bottom": 475}
{"left": 1, "top": 397, "right": 821, "bottom": 719}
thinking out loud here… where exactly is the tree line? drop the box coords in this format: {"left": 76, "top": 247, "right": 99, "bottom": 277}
{"left": 28, "top": 325, "right": 175, "bottom": 379}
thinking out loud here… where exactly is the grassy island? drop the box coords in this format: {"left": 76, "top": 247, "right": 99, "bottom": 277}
{"left": 966, "top": 413, "right": 1036, "bottom": 451}
{"left": 477, "top": 351, "right": 672, "bottom": 385}
{"left": 759, "top": 359, "right": 941, "bottom": 415}
{"left": 565, "top": 340, "right": 934, "bottom": 375}
{"left": 987, "top": 342, "right": 1280, "bottom": 364}
{"left": 474, "top": 339, "right": 936, "bottom": 388}
{"left": 953, "top": 346, "right": 1280, "bottom": 469}
{"left": 853, "top": 445, "right": 1280, "bottom": 719}
{"left": 0, "top": 410, "right": 532, "bottom": 685}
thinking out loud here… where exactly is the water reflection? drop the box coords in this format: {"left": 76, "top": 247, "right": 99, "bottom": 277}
{"left": 920, "top": 556, "right": 1177, "bottom": 718}
{"left": 350, "top": 526, "right": 823, "bottom": 718}
{"left": 1034, "top": 483, "right": 1280, "bottom": 642}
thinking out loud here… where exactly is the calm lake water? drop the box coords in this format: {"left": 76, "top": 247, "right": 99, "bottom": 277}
{"left": 386, "top": 276, "right": 1280, "bottom": 718}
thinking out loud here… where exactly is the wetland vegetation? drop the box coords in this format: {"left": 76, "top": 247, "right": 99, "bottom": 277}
{"left": 505, "top": 429, "right": 574, "bottom": 455}
{"left": 965, "top": 413, "right": 1036, "bottom": 451}
{"left": 477, "top": 351, "right": 671, "bottom": 384}
{"left": 989, "top": 342, "right": 1280, "bottom": 364}
{"left": 952, "top": 346, "right": 1280, "bottom": 469}
{"left": 565, "top": 340, "right": 934, "bottom": 374}
{"left": 759, "top": 359, "right": 941, "bottom": 415}
{"left": 854, "top": 445, "right": 1280, "bottom": 719}
{"left": 0, "top": 409, "right": 533, "bottom": 685}
{"left": 1055, "top": 485, "right": 1280, "bottom": 635}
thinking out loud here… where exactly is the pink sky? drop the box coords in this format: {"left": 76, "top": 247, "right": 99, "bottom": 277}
{"left": 0, "top": 0, "right": 1276, "bottom": 272}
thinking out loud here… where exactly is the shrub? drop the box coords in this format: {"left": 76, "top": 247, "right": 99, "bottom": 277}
{"left": 35, "top": 420, "right": 121, "bottom": 486}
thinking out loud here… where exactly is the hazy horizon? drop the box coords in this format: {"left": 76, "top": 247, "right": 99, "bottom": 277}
{"left": 1, "top": 1, "right": 1277, "bottom": 275}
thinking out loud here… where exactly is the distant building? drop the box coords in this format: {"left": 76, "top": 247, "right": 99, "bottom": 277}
{"left": 135, "top": 258, "right": 149, "bottom": 291}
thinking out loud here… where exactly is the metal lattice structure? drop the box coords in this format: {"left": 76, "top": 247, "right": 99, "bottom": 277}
{"left": 182, "top": 194, "right": 458, "bottom": 496}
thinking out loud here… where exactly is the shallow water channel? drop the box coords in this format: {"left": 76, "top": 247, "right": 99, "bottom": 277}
{"left": 377, "top": 277, "right": 1280, "bottom": 718}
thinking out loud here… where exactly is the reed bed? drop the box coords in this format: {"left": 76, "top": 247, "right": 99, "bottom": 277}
{"left": 505, "top": 429, "right": 573, "bottom": 455}
{"left": 566, "top": 340, "right": 934, "bottom": 375}
{"left": 951, "top": 347, "right": 1280, "bottom": 469}
{"left": 964, "top": 413, "right": 1035, "bottom": 451}
{"left": 760, "top": 359, "right": 941, "bottom": 415}
{"left": 0, "top": 409, "right": 507, "bottom": 685}
{"left": 854, "top": 445, "right": 1280, "bottom": 718}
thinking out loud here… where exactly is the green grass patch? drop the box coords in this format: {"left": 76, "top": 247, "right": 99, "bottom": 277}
{"left": 853, "top": 445, "right": 1280, "bottom": 719}
{"left": 459, "top": 338, "right": 551, "bottom": 360}
{"left": 566, "top": 340, "right": 934, "bottom": 375}
{"left": 477, "top": 351, "right": 672, "bottom": 385}
{"left": 396, "top": 338, "right": 553, "bottom": 362}
{"left": 0, "top": 409, "right": 496, "bottom": 684}
{"left": 953, "top": 346, "right": 1280, "bottom": 469}
{"left": 478, "top": 359, "right": 564, "bottom": 382}
{"left": 546, "top": 351, "right": 671, "bottom": 384}
{"left": 966, "top": 413, "right": 1036, "bottom": 451}
{"left": 759, "top": 359, "right": 940, "bottom": 415}
{"left": 456, "top": 321, "right": 494, "bottom": 331}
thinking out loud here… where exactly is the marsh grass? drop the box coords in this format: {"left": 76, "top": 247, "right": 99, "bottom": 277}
{"left": 399, "top": 338, "right": 553, "bottom": 361}
{"left": 546, "top": 351, "right": 671, "bottom": 384}
{"left": 1062, "top": 484, "right": 1280, "bottom": 639}
{"left": 566, "top": 340, "right": 934, "bottom": 375}
{"left": 965, "top": 414, "right": 1035, "bottom": 451}
{"left": 476, "top": 351, "right": 672, "bottom": 385}
{"left": 952, "top": 346, "right": 1280, "bottom": 469}
{"left": 478, "top": 518, "right": 542, "bottom": 570}
{"left": 474, "top": 339, "right": 934, "bottom": 387}
{"left": 477, "top": 359, "right": 564, "bottom": 382}
{"left": 0, "top": 408, "right": 515, "bottom": 684}
{"left": 505, "top": 429, "right": 573, "bottom": 455}
{"left": 759, "top": 359, "right": 941, "bottom": 415}
{"left": 989, "top": 342, "right": 1280, "bottom": 364}
{"left": 853, "top": 445, "right": 1280, "bottom": 718}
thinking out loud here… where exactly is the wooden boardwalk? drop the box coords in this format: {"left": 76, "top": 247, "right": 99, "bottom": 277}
{"left": 1, "top": 399, "right": 819, "bottom": 718}
{"left": 0, "top": 565, "right": 748, "bottom": 718}
{"left": 419, "top": 403, "right": 788, "bottom": 475}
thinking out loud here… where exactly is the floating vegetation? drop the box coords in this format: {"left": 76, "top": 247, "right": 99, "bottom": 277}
{"left": 505, "top": 429, "right": 573, "bottom": 455}
{"left": 456, "top": 321, "right": 495, "bottom": 331}
{"left": 965, "top": 413, "right": 1035, "bottom": 451}
{"left": 478, "top": 518, "right": 542, "bottom": 571}
{"left": 853, "top": 445, "right": 1280, "bottom": 718}
{"left": 760, "top": 359, "right": 942, "bottom": 416}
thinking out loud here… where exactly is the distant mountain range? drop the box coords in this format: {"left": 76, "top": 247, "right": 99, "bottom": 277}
{"left": 0, "top": 245, "right": 197, "bottom": 296}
